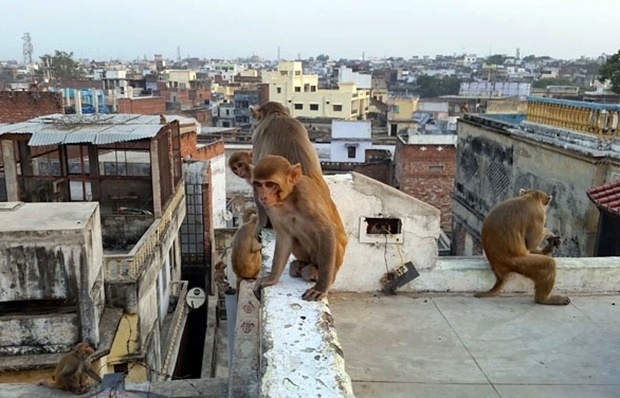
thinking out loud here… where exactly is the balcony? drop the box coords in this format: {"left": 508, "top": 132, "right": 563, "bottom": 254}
{"left": 104, "top": 184, "right": 186, "bottom": 281}
{"left": 526, "top": 96, "right": 619, "bottom": 136}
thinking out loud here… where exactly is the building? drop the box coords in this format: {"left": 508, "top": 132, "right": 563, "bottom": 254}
{"left": 263, "top": 61, "right": 370, "bottom": 120}
{"left": 387, "top": 95, "right": 419, "bottom": 136}
{"left": 0, "top": 114, "right": 189, "bottom": 382}
{"left": 452, "top": 97, "right": 620, "bottom": 256}
{"left": 394, "top": 131, "right": 457, "bottom": 229}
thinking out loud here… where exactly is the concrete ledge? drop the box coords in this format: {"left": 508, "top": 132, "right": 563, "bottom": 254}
{"left": 229, "top": 280, "right": 260, "bottom": 398}
{"left": 259, "top": 232, "right": 355, "bottom": 398}
{"left": 405, "top": 256, "right": 620, "bottom": 294}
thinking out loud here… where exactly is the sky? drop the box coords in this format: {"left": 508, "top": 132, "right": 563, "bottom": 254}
{"left": 2, "top": 0, "right": 619, "bottom": 63}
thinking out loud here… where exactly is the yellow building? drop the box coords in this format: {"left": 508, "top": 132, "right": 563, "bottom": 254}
{"left": 263, "top": 61, "right": 370, "bottom": 120}
{"left": 164, "top": 69, "right": 197, "bottom": 89}
{"left": 387, "top": 95, "right": 419, "bottom": 136}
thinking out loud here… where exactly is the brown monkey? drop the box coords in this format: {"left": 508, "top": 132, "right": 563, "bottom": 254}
{"left": 228, "top": 150, "right": 254, "bottom": 184}
{"left": 214, "top": 260, "right": 231, "bottom": 293}
{"left": 475, "top": 188, "right": 569, "bottom": 305}
{"left": 40, "top": 342, "right": 102, "bottom": 394}
{"left": 231, "top": 208, "right": 262, "bottom": 290}
{"left": 250, "top": 101, "right": 336, "bottom": 235}
{"left": 252, "top": 155, "right": 347, "bottom": 301}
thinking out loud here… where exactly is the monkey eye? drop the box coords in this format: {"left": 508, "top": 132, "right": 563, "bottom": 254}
{"left": 265, "top": 182, "right": 277, "bottom": 188}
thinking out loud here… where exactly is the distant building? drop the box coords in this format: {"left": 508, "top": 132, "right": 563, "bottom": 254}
{"left": 263, "top": 61, "right": 370, "bottom": 120}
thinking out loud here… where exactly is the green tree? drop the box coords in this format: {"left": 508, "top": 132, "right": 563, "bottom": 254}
{"left": 598, "top": 49, "right": 620, "bottom": 95}
{"left": 532, "top": 77, "right": 573, "bottom": 88}
{"left": 415, "top": 75, "right": 461, "bottom": 98}
{"left": 486, "top": 54, "right": 507, "bottom": 65}
{"left": 316, "top": 54, "right": 329, "bottom": 62}
{"left": 39, "top": 50, "right": 85, "bottom": 82}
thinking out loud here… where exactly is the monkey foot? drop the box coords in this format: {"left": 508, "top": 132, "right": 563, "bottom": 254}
{"left": 302, "top": 288, "right": 327, "bottom": 301}
{"left": 536, "top": 295, "right": 571, "bottom": 305}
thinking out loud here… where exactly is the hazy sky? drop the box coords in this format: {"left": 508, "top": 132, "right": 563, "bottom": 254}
{"left": 2, "top": 0, "right": 619, "bottom": 62}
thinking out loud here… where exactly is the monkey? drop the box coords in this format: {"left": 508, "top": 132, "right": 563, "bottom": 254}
{"left": 39, "top": 342, "right": 102, "bottom": 394}
{"left": 231, "top": 208, "right": 262, "bottom": 291}
{"left": 214, "top": 260, "right": 231, "bottom": 293}
{"left": 251, "top": 155, "right": 347, "bottom": 301}
{"left": 250, "top": 101, "right": 337, "bottom": 237}
{"left": 159, "top": 114, "right": 167, "bottom": 124}
{"left": 228, "top": 150, "right": 254, "bottom": 185}
{"left": 474, "top": 188, "right": 569, "bottom": 305}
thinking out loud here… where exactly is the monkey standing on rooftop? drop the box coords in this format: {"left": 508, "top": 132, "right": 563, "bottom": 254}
{"left": 474, "top": 188, "right": 569, "bottom": 305}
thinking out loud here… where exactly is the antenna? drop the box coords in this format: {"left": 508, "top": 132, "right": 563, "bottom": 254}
{"left": 22, "top": 32, "right": 33, "bottom": 79}
{"left": 177, "top": 46, "right": 181, "bottom": 62}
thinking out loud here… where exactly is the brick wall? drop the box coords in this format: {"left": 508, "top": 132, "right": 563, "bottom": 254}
{"left": 0, "top": 91, "right": 63, "bottom": 123}
{"left": 117, "top": 97, "right": 166, "bottom": 115}
{"left": 394, "top": 139, "right": 456, "bottom": 229}
{"left": 180, "top": 131, "right": 224, "bottom": 161}
{"left": 322, "top": 160, "right": 393, "bottom": 186}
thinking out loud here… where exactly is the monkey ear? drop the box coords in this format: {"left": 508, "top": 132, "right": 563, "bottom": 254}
{"left": 250, "top": 106, "right": 261, "bottom": 120}
{"left": 519, "top": 188, "right": 526, "bottom": 196}
{"left": 547, "top": 195, "right": 553, "bottom": 205}
{"left": 248, "top": 152, "right": 253, "bottom": 160}
{"left": 289, "top": 163, "right": 303, "bottom": 184}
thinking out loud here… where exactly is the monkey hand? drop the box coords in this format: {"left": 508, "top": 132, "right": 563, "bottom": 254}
{"left": 252, "top": 275, "right": 279, "bottom": 301}
{"left": 546, "top": 234, "right": 562, "bottom": 249}
{"left": 302, "top": 285, "right": 328, "bottom": 301}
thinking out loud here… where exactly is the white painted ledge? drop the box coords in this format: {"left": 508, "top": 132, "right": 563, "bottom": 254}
{"left": 259, "top": 232, "right": 355, "bottom": 398}
{"left": 406, "top": 256, "right": 620, "bottom": 294}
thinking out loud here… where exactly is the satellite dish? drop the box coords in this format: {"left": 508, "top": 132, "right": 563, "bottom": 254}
{"left": 186, "top": 287, "right": 206, "bottom": 309}
{"left": 222, "top": 211, "right": 233, "bottom": 221}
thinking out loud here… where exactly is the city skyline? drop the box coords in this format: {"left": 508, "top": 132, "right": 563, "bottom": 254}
{"left": 1, "top": 0, "right": 619, "bottom": 63}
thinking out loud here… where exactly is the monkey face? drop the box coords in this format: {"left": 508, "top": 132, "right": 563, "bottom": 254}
{"left": 253, "top": 180, "right": 281, "bottom": 207}
{"left": 232, "top": 162, "right": 250, "bottom": 179}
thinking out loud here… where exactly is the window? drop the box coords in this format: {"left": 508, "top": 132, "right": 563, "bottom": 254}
{"left": 310, "top": 104, "right": 319, "bottom": 111}
{"left": 294, "top": 103, "right": 303, "bottom": 110}
{"left": 294, "top": 86, "right": 301, "bottom": 92}
{"left": 333, "top": 104, "right": 343, "bottom": 112}
{"left": 347, "top": 146, "right": 357, "bottom": 158}
{"left": 304, "top": 84, "right": 310, "bottom": 92}
{"left": 428, "top": 164, "right": 444, "bottom": 172}
{"left": 276, "top": 87, "right": 282, "bottom": 94}
{"left": 311, "top": 85, "right": 317, "bottom": 92}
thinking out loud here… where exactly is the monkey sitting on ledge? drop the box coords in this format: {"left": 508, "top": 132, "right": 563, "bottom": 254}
{"left": 39, "top": 342, "right": 102, "bottom": 394}
{"left": 475, "top": 188, "right": 569, "bottom": 305}
{"left": 252, "top": 155, "right": 347, "bottom": 301}
{"left": 228, "top": 150, "right": 254, "bottom": 185}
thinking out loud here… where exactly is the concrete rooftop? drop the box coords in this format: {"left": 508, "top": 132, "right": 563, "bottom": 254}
{"left": 330, "top": 292, "right": 620, "bottom": 398}
{"left": 0, "top": 202, "right": 99, "bottom": 232}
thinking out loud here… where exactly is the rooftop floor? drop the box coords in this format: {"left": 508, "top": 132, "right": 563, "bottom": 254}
{"left": 330, "top": 292, "right": 620, "bottom": 398}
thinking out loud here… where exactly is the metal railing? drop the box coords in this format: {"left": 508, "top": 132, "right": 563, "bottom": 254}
{"left": 526, "top": 96, "right": 619, "bottom": 136}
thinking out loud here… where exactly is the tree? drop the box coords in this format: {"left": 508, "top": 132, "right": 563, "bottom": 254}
{"left": 316, "top": 54, "right": 329, "bottom": 62}
{"left": 38, "top": 50, "right": 85, "bottom": 82}
{"left": 415, "top": 75, "right": 461, "bottom": 98}
{"left": 486, "top": 54, "right": 507, "bottom": 65}
{"left": 532, "top": 77, "right": 572, "bottom": 89}
{"left": 598, "top": 49, "right": 620, "bottom": 95}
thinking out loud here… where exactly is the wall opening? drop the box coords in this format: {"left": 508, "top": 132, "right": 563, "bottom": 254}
{"left": 359, "top": 217, "right": 404, "bottom": 243}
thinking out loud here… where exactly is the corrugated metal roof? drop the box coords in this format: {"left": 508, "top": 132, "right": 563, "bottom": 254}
{"left": 587, "top": 180, "right": 620, "bottom": 215}
{"left": 0, "top": 113, "right": 165, "bottom": 146}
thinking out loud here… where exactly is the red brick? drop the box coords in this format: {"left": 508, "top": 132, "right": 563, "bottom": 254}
{"left": 0, "top": 91, "right": 63, "bottom": 123}
{"left": 117, "top": 97, "right": 166, "bottom": 115}
{"left": 394, "top": 139, "right": 456, "bottom": 229}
